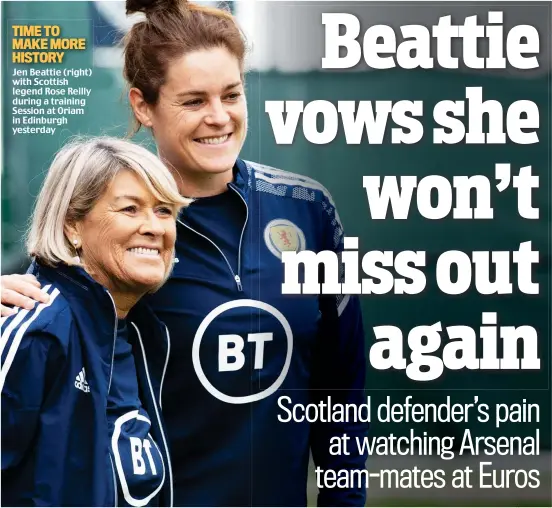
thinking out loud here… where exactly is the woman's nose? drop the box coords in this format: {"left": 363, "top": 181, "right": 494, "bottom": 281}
{"left": 205, "top": 99, "right": 230, "bottom": 126}
{"left": 139, "top": 211, "right": 165, "bottom": 236}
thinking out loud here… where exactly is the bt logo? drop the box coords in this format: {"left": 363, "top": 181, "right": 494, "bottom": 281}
{"left": 129, "top": 437, "right": 158, "bottom": 475}
{"left": 193, "top": 300, "right": 293, "bottom": 404}
{"left": 112, "top": 411, "right": 165, "bottom": 506}
{"left": 219, "top": 332, "right": 273, "bottom": 372}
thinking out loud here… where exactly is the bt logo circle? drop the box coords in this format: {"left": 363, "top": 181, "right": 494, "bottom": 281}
{"left": 192, "top": 299, "right": 293, "bottom": 404}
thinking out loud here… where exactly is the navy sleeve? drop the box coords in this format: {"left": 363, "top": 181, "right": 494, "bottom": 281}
{"left": 1, "top": 318, "right": 63, "bottom": 470}
{"left": 309, "top": 192, "right": 369, "bottom": 507}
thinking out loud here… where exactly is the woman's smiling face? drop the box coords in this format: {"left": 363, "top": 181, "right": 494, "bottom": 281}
{"left": 74, "top": 169, "right": 178, "bottom": 296}
{"left": 147, "top": 46, "right": 247, "bottom": 178}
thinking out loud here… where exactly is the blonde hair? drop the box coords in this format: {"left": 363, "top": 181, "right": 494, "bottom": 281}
{"left": 27, "top": 136, "right": 190, "bottom": 266}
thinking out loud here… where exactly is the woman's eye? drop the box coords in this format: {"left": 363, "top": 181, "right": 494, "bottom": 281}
{"left": 183, "top": 98, "right": 203, "bottom": 107}
{"left": 225, "top": 92, "right": 241, "bottom": 101}
{"left": 121, "top": 205, "right": 137, "bottom": 213}
{"left": 157, "top": 206, "right": 173, "bottom": 216}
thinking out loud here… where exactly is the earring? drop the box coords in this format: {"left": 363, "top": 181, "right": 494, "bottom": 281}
{"left": 72, "top": 239, "right": 81, "bottom": 264}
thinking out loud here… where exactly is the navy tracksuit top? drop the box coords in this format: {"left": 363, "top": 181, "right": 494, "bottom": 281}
{"left": 145, "top": 159, "right": 368, "bottom": 507}
{"left": 1, "top": 262, "right": 174, "bottom": 507}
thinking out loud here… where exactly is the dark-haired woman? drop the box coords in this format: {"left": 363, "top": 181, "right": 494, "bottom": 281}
{"left": 1, "top": 1, "right": 368, "bottom": 506}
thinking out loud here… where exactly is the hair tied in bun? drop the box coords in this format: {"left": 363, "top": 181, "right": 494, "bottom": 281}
{"left": 126, "top": 0, "right": 180, "bottom": 16}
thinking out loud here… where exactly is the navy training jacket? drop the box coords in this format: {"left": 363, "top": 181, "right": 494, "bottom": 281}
{"left": 1, "top": 261, "right": 173, "bottom": 507}
{"left": 146, "top": 159, "right": 369, "bottom": 506}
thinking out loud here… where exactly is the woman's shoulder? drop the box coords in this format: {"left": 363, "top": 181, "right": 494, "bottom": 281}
{"left": 244, "top": 160, "right": 336, "bottom": 206}
{"left": 0, "top": 289, "right": 73, "bottom": 377}
{"left": 1, "top": 283, "right": 72, "bottom": 346}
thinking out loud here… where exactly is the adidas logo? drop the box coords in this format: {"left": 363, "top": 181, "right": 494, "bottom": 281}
{"left": 74, "top": 367, "right": 90, "bottom": 393}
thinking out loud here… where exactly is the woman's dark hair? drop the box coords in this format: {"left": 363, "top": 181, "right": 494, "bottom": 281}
{"left": 123, "top": 0, "right": 247, "bottom": 132}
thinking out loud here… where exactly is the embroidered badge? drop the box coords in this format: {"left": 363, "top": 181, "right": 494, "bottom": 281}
{"left": 264, "top": 219, "right": 306, "bottom": 259}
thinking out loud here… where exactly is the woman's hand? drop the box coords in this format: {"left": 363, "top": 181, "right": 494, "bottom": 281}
{"left": 1, "top": 274, "right": 50, "bottom": 316}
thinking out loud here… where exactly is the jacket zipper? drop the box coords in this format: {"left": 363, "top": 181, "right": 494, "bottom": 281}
{"left": 228, "top": 183, "right": 249, "bottom": 293}
{"left": 109, "top": 454, "right": 118, "bottom": 507}
{"left": 130, "top": 322, "right": 174, "bottom": 507}
{"left": 159, "top": 325, "right": 170, "bottom": 411}
{"left": 176, "top": 186, "right": 249, "bottom": 292}
{"left": 105, "top": 292, "right": 119, "bottom": 506}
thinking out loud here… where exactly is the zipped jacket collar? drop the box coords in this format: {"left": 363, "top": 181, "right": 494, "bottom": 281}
{"left": 176, "top": 158, "right": 251, "bottom": 228}
{"left": 232, "top": 158, "right": 251, "bottom": 197}
{"left": 31, "top": 260, "right": 160, "bottom": 325}
{"left": 29, "top": 260, "right": 167, "bottom": 384}
{"left": 31, "top": 260, "right": 112, "bottom": 311}
{"left": 30, "top": 260, "right": 117, "bottom": 354}
{"left": 175, "top": 159, "right": 251, "bottom": 294}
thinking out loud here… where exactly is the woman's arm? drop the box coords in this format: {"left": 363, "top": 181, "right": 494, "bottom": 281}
{"left": 309, "top": 192, "right": 369, "bottom": 507}
{"left": 1, "top": 327, "right": 62, "bottom": 469}
{"left": 1, "top": 274, "right": 50, "bottom": 316}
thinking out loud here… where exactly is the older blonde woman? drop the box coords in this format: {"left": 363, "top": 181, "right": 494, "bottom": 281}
{"left": 1, "top": 137, "right": 188, "bottom": 507}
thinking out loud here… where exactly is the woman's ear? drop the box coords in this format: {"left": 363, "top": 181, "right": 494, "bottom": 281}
{"left": 129, "top": 88, "right": 154, "bottom": 128}
{"left": 64, "top": 223, "right": 81, "bottom": 250}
